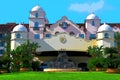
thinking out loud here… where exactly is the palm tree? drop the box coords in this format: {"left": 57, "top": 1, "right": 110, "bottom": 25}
{"left": 114, "top": 32, "right": 120, "bottom": 52}
{"left": 27, "top": 41, "right": 39, "bottom": 55}
{"left": 88, "top": 46, "right": 103, "bottom": 57}
{"left": 104, "top": 47, "right": 120, "bottom": 68}
{"left": 87, "top": 46, "right": 104, "bottom": 70}
{"left": 19, "top": 41, "right": 39, "bottom": 69}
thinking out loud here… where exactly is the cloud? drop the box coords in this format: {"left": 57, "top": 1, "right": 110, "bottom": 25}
{"left": 69, "top": 0, "right": 104, "bottom": 13}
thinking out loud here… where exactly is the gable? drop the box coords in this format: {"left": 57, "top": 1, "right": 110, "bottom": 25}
{"left": 36, "top": 33, "right": 97, "bottom": 52}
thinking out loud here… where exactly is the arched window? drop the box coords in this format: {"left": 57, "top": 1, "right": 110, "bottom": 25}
{"left": 92, "top": 21, "right": 95, "bottom": 26}
{"left": 55, "top": 32, "right": 59, "bottom": 35}
{"left": 61, "top": 22, "right": 68, "bottom": 29}
{"left": 104, "top": 33, "right": 109, "bottom": 38}
{"left": 70, "top": 32, "right": 75, "bottom": 36}
{"left": 34, "top": 22, "right": 39, "bottom": 27}
{"left": 16, "top": 33, "right": 21, "bottom": 38}
{"left": 35, "top": 13, "right": 38, "bottom": 18}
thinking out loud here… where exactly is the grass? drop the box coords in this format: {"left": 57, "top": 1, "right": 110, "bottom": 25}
{"left": 0, "top": 71, "right": 120, "bottom": 80}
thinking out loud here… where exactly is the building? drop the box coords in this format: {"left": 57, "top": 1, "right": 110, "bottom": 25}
{"left": 0, "top": 5, "right": 120, "bottom": 69}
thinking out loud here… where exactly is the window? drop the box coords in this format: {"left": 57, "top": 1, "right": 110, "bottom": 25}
{"left": 34, "top": 34, "right": 40, "bottom": 39}
{"left": 114, "top": 41, "right": 117, "bottom": 47}
{"left": 70, "top": 32, "right": 75, "bottom": 36}
{"left": 61, "top": 22, "right": 68, "bottom": 29}
{"left": 34, "top": 22, "right": 39, "bottom": 27}
{"left": 35, "top": 13, "right": 38, "bottom": 18}
{"left": 55, "top": 32, "right": 59, "bottom": 35}
{"left": 0, "top": 42, "right": 4, "bottom": 47}
{"left": 0, "top": 34, "right": 4, "bottom": 38}
{"left": 79, "top": 34, "right": 84, "bottom": 38}
{"left": 46, "top": 34, "right": 51, "bottom": 38}
{"left": 0, "top": 50, "right": 4, "bottom": 55}
{"left": 89, "top": 34, "right": 96, "bottom": 40}
{"left": 0, "top": 34, "right": 2, "bottom": 38}
{"left": 16, "top": 33, "right": 21, "bottom": 38}
{"left": 104, "top": 33, "right": 109, "bottom": 38}
{"left": 33, "top": 22, "right": 39, "bottom": 30}
{"left": 92, "top": 21, "right": 95, "bottom": 26}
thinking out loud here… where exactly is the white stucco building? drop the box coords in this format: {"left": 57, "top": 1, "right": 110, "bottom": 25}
{"left": 0, "top": 5, "right": 117, "bottom": 69}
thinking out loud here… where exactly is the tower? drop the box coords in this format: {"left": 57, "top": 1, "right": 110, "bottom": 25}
{"left": 11, "top": 24, "right": 28, "bottom": 50}
{"left": 85, "top": 13, "right": 101, "bottom": 40}
{"left": 97, "top": 23, "right": 114, "bottom": 48}
{"left": 29, "top": 5, "right": 48, "bottom": 40}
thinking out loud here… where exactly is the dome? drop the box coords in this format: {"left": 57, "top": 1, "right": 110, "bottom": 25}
{"left": 98, "top": 23, "right": 113, "bottom": 32}
{"left": 86, "top": 13, "right": 99, "bottom": 20}
{"left": 12, "top": 24, "right": 27, "bottom": 32}
{"left": 31, "top": 5, "right": 44, "bottom": 12}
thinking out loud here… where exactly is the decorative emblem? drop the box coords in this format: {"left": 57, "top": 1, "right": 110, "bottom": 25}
{"left": 59, "top": 36, "right": 67, "bottom": 43}
{"left": 59, "top": 22, "right": 70, "bottom": 29}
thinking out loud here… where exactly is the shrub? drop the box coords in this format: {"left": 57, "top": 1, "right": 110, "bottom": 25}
{"left": 87, "top": 57, "right": 104, "bottom": 70}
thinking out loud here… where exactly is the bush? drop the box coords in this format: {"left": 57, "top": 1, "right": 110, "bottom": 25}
{"left": 32, "top": 61, "right": 40, "bottom": 71}
{"left": 104, "top": 47, "right": 120, "bottom": 68}
{"left": 87, "top": 57, "right": 104, "bottom": 70}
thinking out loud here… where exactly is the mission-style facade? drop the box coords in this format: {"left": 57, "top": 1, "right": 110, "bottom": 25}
{"left": 0, "top": 5, "right": 120, "bottom": 69}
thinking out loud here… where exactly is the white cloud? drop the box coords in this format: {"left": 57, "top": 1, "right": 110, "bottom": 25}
{"left": 69, "top": 0, "right": 104, "bottom": 13}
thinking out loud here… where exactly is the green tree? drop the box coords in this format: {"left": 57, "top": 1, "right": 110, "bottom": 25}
{"left": 88, "top": 46, "right": 103, "bottom": 57}
{"left": 19, "top": 41, "right": 39, "bottom": 69}
{"left": 1, "top": 33, "right": 12, "bottom": 73}
{"left": 114, "top": 32, "right": 120, "bottom": 52}
{"left": 87, "top": 46, "right": 104, "bottom": 70}
{"left": 104, "top": 47, "right": 120, "bottom": 68}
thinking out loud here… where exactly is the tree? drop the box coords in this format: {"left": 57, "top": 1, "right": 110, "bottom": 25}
{"left": 1, "top": 33, "right": 12, "bottom": 73}
{"left": 19, "top": 41, "right": 39, "bottom": 69}
{"left": 104, "top": 47, "right": 120, "bottom": 68}
{"left": 87, "top": 46, "right": 104, "bottom": 70}
{"left": 114, "top": 32, "right": 120, "bottom": 52}
{"left": 88, "top": 46, "right": 103, "bottom": 57}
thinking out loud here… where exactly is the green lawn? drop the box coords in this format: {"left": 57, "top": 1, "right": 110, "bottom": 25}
{"left": 0, "top": 72, "right": 120, "bottom": 80}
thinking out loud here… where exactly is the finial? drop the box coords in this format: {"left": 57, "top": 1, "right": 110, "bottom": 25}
{"left": 104, "top": 22, "right": 107, "bottom": 25}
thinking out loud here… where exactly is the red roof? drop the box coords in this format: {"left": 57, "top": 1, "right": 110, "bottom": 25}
{"left": 0, "top": 23, "right": 29, "bottom": 33}
{"left": 0, "top": 23, "right": 120, "bottom": 33}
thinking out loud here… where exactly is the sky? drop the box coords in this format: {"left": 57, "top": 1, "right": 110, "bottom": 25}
{"left": 0, "top": 0, "right": 120, "bottom": 24}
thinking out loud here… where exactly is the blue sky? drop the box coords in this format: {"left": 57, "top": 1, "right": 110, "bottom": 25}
{"left": 0, "top": 0, "right": 120, "bottom": 24}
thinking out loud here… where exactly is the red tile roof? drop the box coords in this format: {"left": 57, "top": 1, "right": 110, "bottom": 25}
{"left": 0, "top": 23, "right": 29, "bottom": 33}
{"left": 0, "top": 23, "right": 120, "bottom": 33}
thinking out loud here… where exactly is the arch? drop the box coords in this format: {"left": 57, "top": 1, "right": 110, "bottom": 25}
{"left": 16, "top": 33, "right": 21, "bottom": 38}
{"left": 55, "top": 32, "right": 60, "bottom": 35}
{"left": 69, "top": 32, "right": 75, "bottom": 36}
{"left": 34, "top": 22, "right": 39, "bottom": 27}
{"left": 61, "top": 22, "right": 68, "bottom": 29}
{"left": 35, "top": 13, "right": 39, "bottom": 18}
{"left": 104, "top": 33, "right": 109, "bottom": 38}
{"left": 92, "top": 21, "right": 95, "bottom": 26}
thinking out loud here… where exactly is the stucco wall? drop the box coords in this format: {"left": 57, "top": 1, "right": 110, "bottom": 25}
{"left": 31, "top": 33, "right": 97, "bottom": 52}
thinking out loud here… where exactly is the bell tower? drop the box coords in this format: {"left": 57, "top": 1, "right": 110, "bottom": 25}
{"left": 97, "top": 23, "right": 114, "bottom": 48}
{"left": 85, "top": 13, "right": 100, "bottom": 40}
{"left": 29, "top": 5, "right": 48, "bottom": 40}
